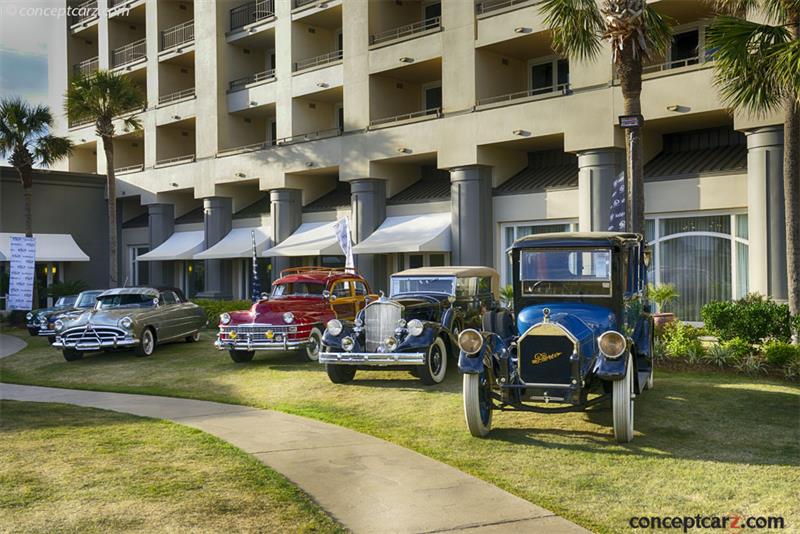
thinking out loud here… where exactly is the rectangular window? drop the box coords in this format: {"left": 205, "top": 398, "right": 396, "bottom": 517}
{"left": 129, "top": 246, "right": 149, "bottom": 285}
{"left": 429, "top": 253, "right": 445, "bottom": 267}
{"left": 501, "top": 222, "right": 573, "bottom": 285}
{"left": 520, "top": 248, "right": 612, "bottom": 297}
{"left": 531, "top": 62, "right": 553, "bottom": 94}
{"left": 671, "top": 29, "right": 700, "bottom": 67}
{"left": 424, "top": 84, "right": 442, "bottom": 111}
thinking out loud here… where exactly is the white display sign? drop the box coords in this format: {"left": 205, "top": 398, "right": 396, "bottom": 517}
{"left": 7, "top": 236, "right": 36, "bottom": 311}
{"left": 333, "top": 217, "right": 355, "bottom": 271}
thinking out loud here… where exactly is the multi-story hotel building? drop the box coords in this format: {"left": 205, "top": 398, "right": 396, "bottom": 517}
{"left": 49, "top": 0, "right": 789, "bottom": 320}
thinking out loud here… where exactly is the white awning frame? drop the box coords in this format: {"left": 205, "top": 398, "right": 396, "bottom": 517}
{"left": 351, "top": 213, "right": 451, "bottom": 254}
{"left": 194, "top": 226, "right": 271, "bottom": 260}
{"left": 136, "top": 231, "right": 205, "bottom": 261}
{"left": 262, "top": 221, "right": 343, "bottom": 257}
{"left": 0, "top": 233, "right": 90, "bottom": 262}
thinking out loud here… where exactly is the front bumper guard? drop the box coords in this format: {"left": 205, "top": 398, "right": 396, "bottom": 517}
{"left": 53, "top": 336, "right": 138, "bottom": 351}
{"left": 215, "top": 336, "right": 309, "bottom": 352}
{"left": 320, "top": 351, "right": 426, "bottom": 365}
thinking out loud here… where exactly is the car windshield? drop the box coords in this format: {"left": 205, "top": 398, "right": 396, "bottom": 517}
{"left": 271, "top": 282, "right": 326, "bottom": 297}
{"left": 95, "top": 293, "right": 156, "bottom": 309}
{"left": 520, "top": 248, "right": 612, "bottom": 297}
{"left": 55, "top": 296, "right": 77, "bottom": 307}
{"left": 76, "top": 292, "right": 101, "bottom": 308}
{"left": 390, "top": 276, "right": 456, "bottom": 297}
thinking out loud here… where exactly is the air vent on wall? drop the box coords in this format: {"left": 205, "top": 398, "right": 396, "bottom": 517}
{"left": 181, "top": 131, "right": 188, "bottom": 136}
{"left": 396, "top": 82, "right": 404, "bottom": 89}
{"left": 180, "top": 68, "right": 188, "bottom": 73}
{"left": 179, "top": 4, "right": 187, "bottom": 9}
{"left": 84, "top": 40, "right": 92, "bottom": 45}
{"left": 129, "top": 25, "right": 136, "bottom": 30}
{"left": 309, "top": 103, "right": 316, "bottom": 109}
{"left": 308, "top": 27, "right": 316, "bottom": 34}
{"left": 502, "top": 58, "right": 509, "bottom": 66}
{"left": 131, "top": 142, "right": 138, "bottom": 147}
{"left": 244, "top": 117, "right": 252, "bottom": 123}
{"left": 243, "top": 49, "right": 251, "bottom": 54}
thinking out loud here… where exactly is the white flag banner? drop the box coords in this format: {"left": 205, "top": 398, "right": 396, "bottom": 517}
{"left": 333, "top": 217, "right": 354, "bottom": 271}
{"left": 8, "top": 236, "right": 36, "bottom": 311}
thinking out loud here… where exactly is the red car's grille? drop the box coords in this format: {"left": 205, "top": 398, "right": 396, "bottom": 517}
{"left": 220, "top": 324, "right": 309, "bottom": 341}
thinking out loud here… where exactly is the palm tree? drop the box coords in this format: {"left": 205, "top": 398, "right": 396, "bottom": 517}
{"left": 64, "top": 70, "right": 145, "bottom": 288}
{"left": 540, "top": 0, "right": 671, "bottom": 233}
{"left": 706, "top": 0, "right": 800, "bottom": 328}
{"left": 0, "top": 98, "right": 73, "bottom": 238}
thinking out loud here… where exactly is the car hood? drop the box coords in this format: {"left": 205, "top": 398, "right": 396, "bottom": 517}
{"left": 517, "top": 303, "right": 618, "bottom": 355}
{"left": 60, "top": 307, "right": 152, "bottom": 328}
{"left": 230, "top": 297, "right": 329, "bottom": 325}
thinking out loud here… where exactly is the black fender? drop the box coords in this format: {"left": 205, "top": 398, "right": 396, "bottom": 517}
{"left": 594, "top": 350, "right": 633, "bottom": 381}
{"left": 458, "top": 332, "right": 508, "bottom": 374}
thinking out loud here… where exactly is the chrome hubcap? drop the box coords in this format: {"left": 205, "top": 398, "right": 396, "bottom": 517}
{"left": 144, "top": 332, "right": 153, "bottom": 354}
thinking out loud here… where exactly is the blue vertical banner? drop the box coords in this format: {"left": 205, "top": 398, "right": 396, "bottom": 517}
{"left": 250, "top": 230, "right": 261, "bottom": 302}
{"left": 8, "top": 236, "right": 36, "bottom": 310}
{"left": 608, "top": 172, "right": 627, "bottom": 232}
{"left": 333, "top": 217, "right": 354, "bottom": 271}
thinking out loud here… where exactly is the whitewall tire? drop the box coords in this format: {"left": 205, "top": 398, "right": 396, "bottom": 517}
{"left": 612, "top": 354, "right": 635, "bottom": 443}
{"left": 303, "top": 327, "right": 323, "bottom": 362}
{"left": 463, "top": 372, "right": 492, "bottom": 437}
{"left": 419, "top": 337, "right": 447, "bottom": 385}
{"left": 134, "top": 328, "right": 155, "bottom": 358}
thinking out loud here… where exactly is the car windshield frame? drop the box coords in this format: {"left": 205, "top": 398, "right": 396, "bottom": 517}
{"left": 56, "top": 296, "right": 77, "bottom": 307}
{"left": 271, "top": 281, "right": 327, "bottom": 298}
{"left": 95, "top": 293, "right": 156, "bottom": 310}
{"left": 76, "top": 291, "right": 101, "bottom": 308}
{"left": 389, "top": 276, "right": 456, "bottom": 297}
{"left": 519, "top": 247, "right": 613, "bottom": 298}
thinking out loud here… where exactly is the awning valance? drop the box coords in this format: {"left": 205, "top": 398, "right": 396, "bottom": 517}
{"left": 194, "top": 227, "right": 271, "bottom": 260}
{"left": 136, "top": 231, "right": 205, "bottom": 261}
{"left": 263, "top": 221, "right": 342, "bottom": 257}
{"left": 351, "top": 213, "right": 451, "bottom": 254}
{"left": 0, "top": 233, "right": 90, "bottom": 262}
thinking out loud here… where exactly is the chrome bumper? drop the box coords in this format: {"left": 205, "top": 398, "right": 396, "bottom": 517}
{"left": 319, "top": 351, "right": 426, "bottom": 365}
{"left": 37, "top": 328, "right": 56, "bottom": 336}
{"left": 215, "top": 337, "right": 308, "bottom": 351}
{"left": 53, "top": 336, "right": 138, "bottom": 351}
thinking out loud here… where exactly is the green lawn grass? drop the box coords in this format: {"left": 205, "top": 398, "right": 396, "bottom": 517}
{"left": 0, "top": 399, "right": 343, "bottom": 533}
{"left": 2, "top": 328, "right": 799, "bottom": 533}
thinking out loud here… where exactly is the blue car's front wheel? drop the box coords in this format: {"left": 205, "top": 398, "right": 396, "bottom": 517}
{"left": 463, "top": 371, "right": 493, "bottom": 437}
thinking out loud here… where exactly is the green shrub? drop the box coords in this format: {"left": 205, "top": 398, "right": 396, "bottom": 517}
{"left": 47, "top": 280, "right": 89, "bottom": 298}
{"left": 194, "top": 299, "right": 254, "bottom": 326}
{"left": 704, "top": 344, "right": 732, "bottom": 368}
{"left": 661, "top": 321, "right": 705, "bottom": 360}
{"left": 720, "top": 337, "right": 752, "bottom": 363}
{"left": 784, "top": 359, "right": 800, "bottom": 381}
{"left": 762, "top": 340, "right": 800, "bottom": 367}
{"left": 647, "top": 283, "right": 679, "bottom": 313}
{"left": 700, "top": 294, "right": 793, "bottom": 343}
{"left": 736, "top": 353, "right": 767, "bottom": 375}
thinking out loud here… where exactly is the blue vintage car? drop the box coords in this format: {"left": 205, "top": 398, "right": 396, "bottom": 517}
{"left": 457, "top": 232, "right": 654, "bottom": 443}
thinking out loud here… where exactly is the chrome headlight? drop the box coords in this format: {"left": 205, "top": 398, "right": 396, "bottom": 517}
{"left": 220, "top": 313, "right": 231, "bottom": 325}
{"left": 598, "top": 331, "right": 626, "bottom": 359}
{"left": 118, "top": 316, "right": 133, "bottom": 329}
{"left": 341, "top": 336, "right": 354, "bottom": 352}
{"left": 407, "top": 319, "right": 423, "bottom": 337}
{"left": 283, "top": 312, "right": 294, "bottom": 324}
{"left": 327, "top": 319, "right": 343, "bottom": 336}
{"left": 385, "top": 336, "right": 398, "bottom": 351}
{"left": 458, "top": 329, "right": 484, "bottom": 355}
{"left": 26, "top": 312, "right": 33, "bottom": 321}
{"left": 54, "top": 320, "right": 64, "bottom": 332}
{"left": 397, "top": 318, "right": 407, "bottom": 328}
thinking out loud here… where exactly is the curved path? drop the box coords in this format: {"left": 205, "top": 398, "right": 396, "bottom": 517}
{"left": 0, "top": 337, "right": 588, "bottom": 533}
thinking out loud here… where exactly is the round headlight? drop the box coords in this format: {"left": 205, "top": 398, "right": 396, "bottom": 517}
{"left": 341, "top": 336, "right": 354, "bottom": 352}
{"left": 39, "top": 317, "right": 47, "bottom": 325}
{"left": 119, "top": 316, "right": 133, "bottom": 329}
{"left": 598, "top": 331, "right": 626, "bottom": 359}
{"left": 397, "top": 318, "right": 407, "bottom": 328}
{"left": 220, "top": 313, "right": 231, "bottom": 325}
{"left": 54, "top": 320, "right": 64, "bottom": 332}
{"left": 327, "top": 319, "right": 343, "bottom": 336}
{"left": 407, "top": 319, "right": 424, "bottom": 337}
{"left": 385, "top": 336, "right": 398, "bottom": 351}
{"left": 458, "top": 329, "right": 484, "bottom": 355}
{"left": 283, "top": 312, "right": 294, "bottom": 324}
{"left": 26, "top": 312, "right": 33, "bottom": 321}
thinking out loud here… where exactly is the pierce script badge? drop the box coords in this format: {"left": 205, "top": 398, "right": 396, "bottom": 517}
{"left": 532, "top": 352, "right": 561, "bottom": 365}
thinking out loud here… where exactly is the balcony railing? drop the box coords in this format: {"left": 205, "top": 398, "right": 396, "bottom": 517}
{"left": 229, "top": 69, "right": 276, "bottom": 91}
{"left": 274, "top": 128, "right": 341, "bottom": 145}
{"left": 476, "top": 83, "right": 571, "bottom": 106}
{"left": 70, "top": 0, "right": 98, "bottom": 26}
{"left": 369, "top": 108, "right": 441, "bottom": 127}
{"left": 158, "top": 87, "right": 195, "bottom": 105}
{"left": 115, "top": 163, "right": 144, "bottom": 174}
{"left": 217, "top": 140, "right": 273, "bottom": 157}
{"left": 73, "top": 56, "right": 99, "bottom": 78}
{"left": 69, "top": 117, "right": 94, "bottom": 129}
{"left": 109, "top": 0, "right": 134, "bottom": 7}
{"left": 475, "top": 0, "right": 541, "bottom": 15}
{"left": 111, "top": 38, "right": 146, "bottom": 68}
{"left": 230, "top": 0, "right": 275, "bottom": 32}
{"left": 155, "top": 154, "right": 195, "bottom": 167}
{"left": 293, "top": 49, "right": 343, "bottom": 72}
{"left": 294, "top": 0, "right": 318, "bottom": 8}
{"left": 643, "top": 55, "right": 709, "bottom": 74}
{"left": 161, "top": 20, "right": 194, "bottom": 51}
{"left": 370, "top": 16, "right": 441, "bottom": 46}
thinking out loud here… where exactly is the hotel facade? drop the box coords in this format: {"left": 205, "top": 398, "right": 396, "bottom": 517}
{"left": 49, "top": 0, "right": 790, "bottom": 320}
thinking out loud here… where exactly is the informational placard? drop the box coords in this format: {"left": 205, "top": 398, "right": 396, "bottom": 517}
{"left": 7, "top": 236, "right": 36, "bottom": 311}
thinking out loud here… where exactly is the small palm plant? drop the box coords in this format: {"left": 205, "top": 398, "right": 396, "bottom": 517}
{"left": 499, "top": 284, "right": 515, "bottom": 309}
{"left": 65, "top": 71, "right": 145, "bottom": 288}
{"left": 647, "top": 283, "right": 679, "bottom": 314}
{"left": 0, "top": 98, "right": 73, "bottom": 238}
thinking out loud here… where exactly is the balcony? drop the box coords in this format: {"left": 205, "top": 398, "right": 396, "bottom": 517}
{"left": 161, "top": 20, "right": 194, "bottom": 52}
{"left": 475, "top": 0, "right": 542, "bottom": 17}
{"left": 230, "top": 0, "right": 275, "bottom": 32}
{"left": 369, "top": 108, "right": 441, "bottom": 128}
{"left": 217, "top": 140, "right": 273, "bottom": 158}
{"left": 369, "top": 16, "right": 441, "bottom": 47}
{"left": 158, "top": 87, "right": 195, "bottom": 106}
{"left": 155, "top": 154, "right": 195, "bottom": 167}
{"left": 111, "top": 39, "right": 146, "bottom": 69}
{"left": 229, "top": 69, "right": 276, "bottom": 92}
{"left": 642, "top": 55, "right": 713, "bottom": 77}
{"left": 294, "top": 49, "right": 342, "bottom": 73}
{"left": 275, "top": 127, "right": 341, "bottom": 146}
{"left": 72, "top": 56, "right": 99, "bottom": 78}
{"left": 69, "top": 117, "right": 95, "bottom": 130}
{"left": 476, "top": 84, "right": 571, "bottom": 109}
{"left": 115, "top": 163, "right": 145, "bottom": 175}
{"left": 69, "top": 0, "right": 99, "bottom": 28}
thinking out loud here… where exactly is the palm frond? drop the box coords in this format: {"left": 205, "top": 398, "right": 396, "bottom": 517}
{"left": 0, "top": 96, "right": 70, "bottom": 168}
{"left": 33, "top": 134, "right": 73, "bottom": 167}
{"left": 540, "top": 0, "right": 604, "bottom": 61}
{"left": 770, "top": 37, "right": 800, "bottom": 103}
{"left": 65, "top": 70, "right": 146, "bottom": 127}
{"left": 704, "top": 0, "right": 762, "bottom": 16}
{"left": 707, "top": 15, "right": 791, "bottom": 113}
{"left": 122, "top": 116, "right": 142, "bottom": 132}
{"left": 643, "top": 6, "right": 673, "bottom": 60}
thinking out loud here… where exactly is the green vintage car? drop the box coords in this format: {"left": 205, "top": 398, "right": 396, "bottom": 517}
{"left": 52, "top": 287, "right": 207, "bottom": 361}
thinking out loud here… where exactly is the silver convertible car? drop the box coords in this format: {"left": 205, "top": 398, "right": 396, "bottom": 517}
{"left": 52, "top": 287, "right": 206, "bottom": 361}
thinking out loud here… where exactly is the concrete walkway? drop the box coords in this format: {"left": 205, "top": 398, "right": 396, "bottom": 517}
{"left": 0, "top": 334, "right": 588, "bottom": 533}
{"left": 0, "top": 332, "right": 27, "bottom": 358}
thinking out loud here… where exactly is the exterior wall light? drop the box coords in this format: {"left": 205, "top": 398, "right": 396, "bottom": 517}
{"left": 514, "top": 27, "right": 531, "bottom": 33}
{"left": 305, "top": 161, "right": 315, "bottom": 167}
{"left": 512, "top": 129, "right": 530, "bottom": 136}
{"left": 170, "top": 182, "right": 179, "bottom": 187}
{"left": 666, "top": 105, "right": 680, "bottom": 111}
{"left": 172, "top": 115, "right": 181, "bottom": 120}
{"left": 235, "top": 172, "right": 246, "bottom": 177}
{"left": 250, "top": 101, "right": 258, "bottom": 106}
{"left": 397, "top": 147, "right": 412, "bottom": 154}
{"left": 316, "top": 82, "right": 329, "bottom": 88}
{"left": 399, "top": 57, "right": 414, "bottom": 63}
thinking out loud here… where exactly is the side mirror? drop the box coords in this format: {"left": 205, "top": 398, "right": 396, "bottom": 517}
{"left": 322, "top": 290, "right": 337, "bottom": 302}
{"left": 260, "top": 292, "right": 269, "bottom": 300}
{"left": 153, "top": 298, "right": 160, "bottom": 307}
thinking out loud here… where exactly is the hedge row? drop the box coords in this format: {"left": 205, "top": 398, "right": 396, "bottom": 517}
{"left": 194, "top": 299, "right": 254, "bottom": 326}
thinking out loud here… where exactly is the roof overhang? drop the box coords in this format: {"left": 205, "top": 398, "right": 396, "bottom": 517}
{"left": 0, "top": 233, "right": 90, "bottom": 262}
{"left": 136, "top": 231, "right": 205, "bottom": 261}
{"left": 262, "top": 222, "right": 343, "bottom": 257}
{"left": 194, "top": 226, "right": 271, "bottom": 260}
{"left": 351, "top": 213, "right": 451, "bottom": 254}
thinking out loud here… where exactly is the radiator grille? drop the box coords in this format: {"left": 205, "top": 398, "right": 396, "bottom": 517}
{"left": 61, "top": 325, "right": 127, "bottom": 344}
{"left": 364, "top": 301, "right": 401, "bottom": 351}
{"left": 518, "top": 334, "right": 574, "bottom": 385}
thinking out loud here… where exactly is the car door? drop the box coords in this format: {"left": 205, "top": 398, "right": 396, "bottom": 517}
{"left": 329, "top": 280, "right": 357, "bottom": 319}
{"left": 170, "top": 291, "right": 197, "bottom": 336}
{"left": 157, "top": 291, "right": 181, "bottom": 341}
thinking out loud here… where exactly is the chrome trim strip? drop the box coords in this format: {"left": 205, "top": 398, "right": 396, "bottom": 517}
{"left": 319, "top": 351, "right": 425, "bottom": 365}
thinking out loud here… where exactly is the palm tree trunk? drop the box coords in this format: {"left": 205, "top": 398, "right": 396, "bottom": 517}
{"left": 618, "top": 46, "right": 645, "bottom": 234}
{"left": 784, "top": 20, "right": 800, "bottom": 335}
{"left": 101, "top": 135, "right": 119, "bottom": 288}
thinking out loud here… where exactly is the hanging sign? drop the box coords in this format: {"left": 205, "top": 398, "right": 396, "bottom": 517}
{"left": 8, "top": 236, "right": 36, "bottom": 311}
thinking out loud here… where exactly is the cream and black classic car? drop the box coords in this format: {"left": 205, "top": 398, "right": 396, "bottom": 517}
{"left": 52, "top": 287, "right": 206, "bottom": 361}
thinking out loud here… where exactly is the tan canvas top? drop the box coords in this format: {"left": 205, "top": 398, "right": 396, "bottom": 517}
{"left": 392, "top": 266, "right": 500, "bottom": 295}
